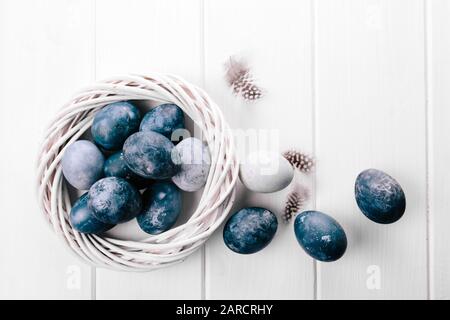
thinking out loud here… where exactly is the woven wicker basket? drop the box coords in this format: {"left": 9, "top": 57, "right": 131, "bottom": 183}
{"left": 36, "top": 73, "right": 239, "bottom": 271}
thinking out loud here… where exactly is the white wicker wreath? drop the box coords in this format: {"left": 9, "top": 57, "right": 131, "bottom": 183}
{"left": 36, "top": 73, "right": 239, "bottom": 271}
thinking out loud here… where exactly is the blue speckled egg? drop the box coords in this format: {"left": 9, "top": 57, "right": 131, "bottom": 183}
{"left": 171, "top": 137, "right": 211, "bottom": 192}
{"left": 88, "top": 177, "right": 142, "bottom": 224}
{"left": 355, "top": 168, "right": 406, "bottom": 224}
{"left": 91, "top": 101, "right": 141, "bottom": 150}
{"left": 123, "top": 131, "right": 180, "bottom": 179}
{"left": 140, "top": 103, "right": 185, "bottom": 140}
{"left": 223, "top": 207, "right": 278, "bottom": 254}
{"left": 69, "top": 193, "right": 114, "bottom": 234}
{"left": 104, "top": 151, "right": 151, "bottom": 189}
{"left": 137, "top": 181, "right": 182, "bottom": 235}
{"left": 294, "top": 210, "right": 347, "bottom": 262}
{"left": 62, "top": 140, "right": 104, "bottom": 190}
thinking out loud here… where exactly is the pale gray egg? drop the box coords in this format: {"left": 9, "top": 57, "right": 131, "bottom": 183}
{"left": 61, "top": 140, "right": 104, "bottom": 190}
{"left": 239, "top": 150, "right": 294, "bottom": 193}
{"left": 171, "top": 137, "right": 211, "bottom": 192}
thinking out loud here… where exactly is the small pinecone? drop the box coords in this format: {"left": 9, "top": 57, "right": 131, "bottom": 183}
{"left": 283, "top": 150, "right": 315, "bottom": 173}
{"left": 282, "top": 184, "right": 310, "bottom": 223}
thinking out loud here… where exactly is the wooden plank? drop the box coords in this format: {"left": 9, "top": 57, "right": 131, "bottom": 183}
{"left": 94, "top": 0, "right": 203, "bottom": 299}
{"left": 204, "top": 0, "right": 315, "bottom": 299}
{"left": 315, "top": 0, "right": 427, "bottom": 299}
{"left": 0, "top": 0, "right": 94, "bottom": 299}
{"left": 427, "top": 0, "right": 450, "bottom": 300}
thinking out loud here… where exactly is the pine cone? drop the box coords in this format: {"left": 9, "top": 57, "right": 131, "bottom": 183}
{"left": 283, "top": 150, "right": 315, "bottom": 173}
{"left": 282, "top": 184, "right": 310, "bottom": 223}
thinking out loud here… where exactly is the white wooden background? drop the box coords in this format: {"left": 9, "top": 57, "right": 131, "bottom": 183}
{"left": 0, "top": 0, "right": 449, "bottom": 300}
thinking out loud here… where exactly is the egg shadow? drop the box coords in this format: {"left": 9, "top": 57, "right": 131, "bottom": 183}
{"left": 174, "top": 189, "right": 201, "bottom": 227}
{"left": 129, "top": 99, "right": 156, "bottom": 113}
{"left": 66, "top": 181, "right": 84, "bottom": 206}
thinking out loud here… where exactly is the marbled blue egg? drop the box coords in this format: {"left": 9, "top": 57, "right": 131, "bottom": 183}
{"left": 123, "top": 131, "right": 180, "bottom": 179}
{"left": 69, "top": 193, "right": 114, "bottom": 234}
{"left": 171, "top": 137, "right": 211, "bottom": 192}
{"left": 355, "top": 168, "right": 406, "bottom": 224}
{"left": 91, "top": 101, "right": 141, "bottom": 150}
{"left": 139, "top": 103, "right": 185, "bottom": 140}
{"left": 62, "top": 140, "right": 104, "bottom": 190}
{"left": 294, "top": 210, "right": 347, "bottom": 262}
{"left": 88, "top": 177, "right": 142, "bottom": 224}
{"left": 137, "top": 181, "right": 182, "bottom": 235}
{"left": 223, "top": 207, "right": 278, "bottom": 254}
{"left": 103, "top": 151, "right": 151, "bottom": 189}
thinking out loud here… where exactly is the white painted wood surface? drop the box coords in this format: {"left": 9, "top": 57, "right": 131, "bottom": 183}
{"left": 428, "top": 0, "right": 450, "bottom": 301}
{"left": 0, "top": 0, "right": 94, "bottom": 299}
{"left": 94, "top": 0, "right": 204, "bottom": 300}
{"left": 203, "top": 0, "right": 314, "bottom": 300}
{"left": 0, "top": 0, "right": 449, "bottom": 299}
{"left": 315, "top": 0, "right": 427, "bottom": 299}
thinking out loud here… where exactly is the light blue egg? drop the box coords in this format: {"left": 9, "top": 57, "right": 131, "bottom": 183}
{"left": 123, "top": 131, "right": 180, "bottom": 179}
{"left": 171, "top": 137, "right": 211, "bottom": 192}
{"left": 355, "top": 168, "right": 406, "bottom": 224}
{"left": 223, "top": 207, "right": 278, "bottom": 254}
{"left": 103, "top": 151, "right": 151, "bottom": 189}
{"left": 91, "top": 101, "right": 141, "bottom": 151}
{"left": 62, "top": 140, "right": 104, "bottom": 190}
{"left": 88, "top": 177, "right": 142, "bottom": 224}
{"left": 140, "top": 103, "right": 185, "bottom": 140}
{"left": 70, "top": 193, "right": 114, "bottom": 234}
{"left": 294, "top": 210, "right": 347, "bottom": 262}
{"left": 137, "top": 181, "right": 182, "bottom": 235}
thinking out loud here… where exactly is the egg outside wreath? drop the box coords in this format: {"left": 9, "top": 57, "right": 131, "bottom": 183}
{"left": 36, "top": 74, "right": 239, "bottom": 271}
